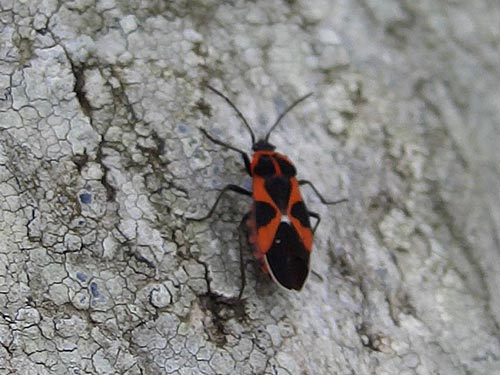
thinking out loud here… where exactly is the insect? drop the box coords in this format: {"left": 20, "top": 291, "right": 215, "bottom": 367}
{"left": 190, "top": 85, "right": 347, "bottom": 298}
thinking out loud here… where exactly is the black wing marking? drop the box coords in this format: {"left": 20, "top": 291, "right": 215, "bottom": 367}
{"left": 264, "top": 222, "right": 310, "bottom": 290}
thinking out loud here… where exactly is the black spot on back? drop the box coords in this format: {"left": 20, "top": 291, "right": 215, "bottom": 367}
{"left": 291, "top": 201, "right": 311, "bottom": 228}
{"left": 265, "top": 176, "right": 291, "bottom": 211}
{"left": 254, "top": 155, "right": 276, "bottom": 177}
{"left": 265, "top": 223, "right": 310, "bottom": 290}
{"left": 276, "top": 157, "right": 296, "bottom": 176}
{"left": 254, "top": 201, "right": 277, "bottom": 228}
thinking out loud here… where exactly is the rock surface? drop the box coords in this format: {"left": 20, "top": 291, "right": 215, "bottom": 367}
{"left": 1, "top": 1, "right": 499, "bottom": 374}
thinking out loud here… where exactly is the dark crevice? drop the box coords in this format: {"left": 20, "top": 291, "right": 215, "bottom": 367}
{"left": 108, "top": 67, "right": 139, "bottom": 123}
{"left": 194, "top": 259, "right": 247, "bottom": 346}
{"left": 136, "top": 131, "right": 166, "bottom": 168}
{"left": 71, "top": 148, "right": 89, "bottom": 172}
{"left": 69, "top": 60, "right": 92, "bottom": 118}
{"left": 194, "top": 97, "right": 212, "bottom": 117}
{"left": 95, "top": 139, "right": 116, "bottom": 202}
{"left": 55, "top": 36, "right": 94, "bottom": 122}
{"left": 34, "top": 16, "right": 50, "bottom": 36}
{"left": 25, "top": 205, "right": 39, "bottom": 241}
{"left": 198, "top": 291, "right": 246, "bottom": 347}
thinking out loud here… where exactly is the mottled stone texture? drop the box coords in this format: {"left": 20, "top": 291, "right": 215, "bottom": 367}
{"left": 1, "top": 1, "right": 499, "bottom": 374}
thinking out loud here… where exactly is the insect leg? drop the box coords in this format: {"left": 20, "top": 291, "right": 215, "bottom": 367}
{"left": 187, "top": 184, "right": 251, "bottom": 221}
{"left": 298, "top": 179, "right": 348, "bottom": 205}
{"left": 237, "top": 212, "right": 250, "bottom": 299}
{"left": 308, "top": 211, "right": 321, "bottom": 234}
{"left": 199, "top": 128, "right": 252, "bottom": 175}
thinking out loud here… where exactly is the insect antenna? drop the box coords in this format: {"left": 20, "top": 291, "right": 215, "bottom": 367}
{"left": 206, "top": 85, "right": 256, "bottom": 145}
{"left": 264, "top": 92, "right": 313, "bottom": 142}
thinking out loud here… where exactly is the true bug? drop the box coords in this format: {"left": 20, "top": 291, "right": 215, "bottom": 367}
{"left": 191, "top": 85, "right": 347, "bottom": 298}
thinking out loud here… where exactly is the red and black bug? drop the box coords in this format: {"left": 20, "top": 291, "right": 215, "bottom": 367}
{"left": 191, "top": 85, "right": 347, "bottom": 297}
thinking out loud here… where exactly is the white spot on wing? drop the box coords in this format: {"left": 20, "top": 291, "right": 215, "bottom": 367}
{"left": 280, "top": 214, "right": 291, "bottom": 224}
